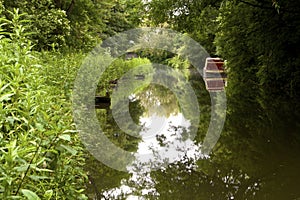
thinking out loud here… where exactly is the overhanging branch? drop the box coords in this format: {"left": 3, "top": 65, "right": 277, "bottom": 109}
{"left": 67, "top": 0, "right": 75, "bottom": 16}
{"left": 239, "top": 0, "right": 274, "bottom": 10}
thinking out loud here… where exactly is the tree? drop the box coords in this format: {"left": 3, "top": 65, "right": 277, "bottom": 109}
{"left": 1, "top": 0, "right": 145, "bottom": 50}
{"left": 144, "top": 1, "right": 300, "bottom": 199}
{"left": 2, "top": 0, "right": 70, "bottom": 49}
{"left": 146, "top": 0, "right": 222, "bottom": 54}
{"left": 215, "top": 0, "right": 300, "bottom": 136}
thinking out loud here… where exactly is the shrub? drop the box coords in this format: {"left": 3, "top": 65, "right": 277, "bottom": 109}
{"left": 2, "top": 1, "right": 70, "bottom": 50}
{"left": 0, "top": 10, "right": 87, "bottom": 199}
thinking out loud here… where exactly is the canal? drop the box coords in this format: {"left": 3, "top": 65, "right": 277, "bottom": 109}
{"left": 85, "top": 67, "right": 300, "bottom": 200}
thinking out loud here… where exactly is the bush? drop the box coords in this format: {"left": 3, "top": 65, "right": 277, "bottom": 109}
{"left": 2, "top": 1, "right": 70, "bottom": 50}
{"left": 97, "top": 57, "right": 152, "bottom": 96}
{"left": 0, "top": 11, "right": 87, "bottom": 199}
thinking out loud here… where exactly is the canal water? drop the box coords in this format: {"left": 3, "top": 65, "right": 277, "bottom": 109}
{"left": 85, "top": 68, "right": 300, "bottom": 200}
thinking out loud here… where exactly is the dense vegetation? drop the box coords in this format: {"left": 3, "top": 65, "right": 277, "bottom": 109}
{"left": 145, "top": 0, "right": 300, "bottom": 199}
{"left": 1, "top": 0, "right": 299, "bottom": 199}
{"left": 0, "top": 0, "right": 144, "bottom": 199}
{"left": 1, "top": 0, "right": 143, "bottom": 50}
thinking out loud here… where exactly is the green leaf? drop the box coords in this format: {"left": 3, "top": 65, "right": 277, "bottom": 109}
{"left": 63, "top": 129, "right": 78, "bottom": 133}
{"left": 35, "top": 123, "right": 45, "bottom": 131}
{"left": 60, "top": 144, "right": 77, "bottom": 155}
{"left": 58, "top": 134, "right": 71, "bottom": 141}
{"left": 21, "top": 189, "right": 41, "bottom": 200}
{"left": 0, "top": 82, "right": 10, "bottom": 93}
{"left": 0, "top": 93, "right": 14, "bottom": 102}
{"left": 14, "top": 164, "right": 29, "bottom": 172}
{"left": 44, "top": 190, "right": 53, "bottom": 200}
{"left": 29, "top": 175, "right": 51, "bottom": 181}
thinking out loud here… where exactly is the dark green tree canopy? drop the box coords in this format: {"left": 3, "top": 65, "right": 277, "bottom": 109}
{"left": 1, "top": 0, "right": 145, "bottom": 50}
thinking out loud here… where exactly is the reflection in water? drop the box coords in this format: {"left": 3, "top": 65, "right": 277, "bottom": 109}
{"left": 102, "top": 84, "right": 203, "bottom": 199}
{"left": 87, "top": 69, "right": 300, "bottom": 200}
{"left": 133, "top": 84, "right": 202, "bottom": 165}
{"left": 135, "top": 111, "right": 200, "bottom": 165}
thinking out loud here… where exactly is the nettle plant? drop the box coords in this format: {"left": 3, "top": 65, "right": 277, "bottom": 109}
{"left": 0, "top": 9, "right": 87, "bottom": 199}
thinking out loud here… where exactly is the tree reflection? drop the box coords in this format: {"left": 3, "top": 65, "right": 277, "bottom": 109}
{"left": 136, "top": 84, "right": 179, "bottom": 118}
{"left": 86, "top": 68, "right": 300, "bottom": 200}
{"left": 151, "top": 157, "right": 260, "bottom": 200}
{"left": 105, "top": 153, "right": 261, "bottom": 199}
{"left": 85, "top": 99, "right": 144, "bottom": 199}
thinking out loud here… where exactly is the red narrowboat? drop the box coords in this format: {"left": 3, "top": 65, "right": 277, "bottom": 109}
{"left": 203, "top": 58, "right": 227, "bottom": 91}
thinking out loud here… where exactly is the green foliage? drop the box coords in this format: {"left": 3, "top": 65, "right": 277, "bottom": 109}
{"left": 140, "top": 1, "right": 300, "bottom": 199}
{"left": 61, "top": 0, "right": 104, "bottom": 49}
{"left": 214, "top": 0, "right": 300, "bottom": 135}
{"left": 0, "top": 13, "right": 87, "bottom": 199}
{"left": 101, "top": 0, "right": 144, "bottom": 38}
{"left": 85, "top": 58, "right": 152, "bottom": 199}
{"left": 2, "top": 1, "right": 70, "bottom": 50}
{"left": 21, "top": 189, "right": 41, "bottom": 200}
{"left": 61, "top": 0, "right": 145, "bottom": 49}
{"left": 146, "top": 0, "right": 299, "bottom": 139}
{"left": 147, "top": 0, "right": 222, "bottom": 54}
{"left": 1, "top": 0, "right": 145, "bottom": 50}
{"left": 137, "top": 48, "right": 174, "bottom": 64}
{"left": 97, "top": 58, "right": 151, "bottom": 96}
{"left": 31, "top": 9, "right": 70, "bottom": 49}
{"left": 166, "top": 55, "right": 190, "bottom": 70}
{"left": 1, "top": 0, "right": 300, "bottom": 198}
{"left": 212, "top": 1, "right": 300, "bottom": 198}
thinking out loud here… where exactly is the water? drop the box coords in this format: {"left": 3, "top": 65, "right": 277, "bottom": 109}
{"left": 85, "top": 69, "right": 300, "bottom": 200}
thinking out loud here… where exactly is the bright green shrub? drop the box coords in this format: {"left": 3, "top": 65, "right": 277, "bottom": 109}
{"left": 97, "top": 57, "right": 151, "bottom": 96}
{"left": 166, "top": 55, "right": 191, "bottom": 70}
{"left": 0, "top": 10, "right": 87, "bottom": 200}
{"left": 30, "top": 8, "right": 70, "bottom": 50}
{"left": 2, "top": 1, "right": 70, "bottom": 50}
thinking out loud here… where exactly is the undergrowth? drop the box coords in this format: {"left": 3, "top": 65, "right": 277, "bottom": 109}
{"left": 0, "top": 9, "right": 87, "bottom": 199}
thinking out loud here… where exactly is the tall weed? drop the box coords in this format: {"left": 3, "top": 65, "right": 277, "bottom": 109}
{"left": 0, "top": 9, "right": 87, "bottom": 199}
